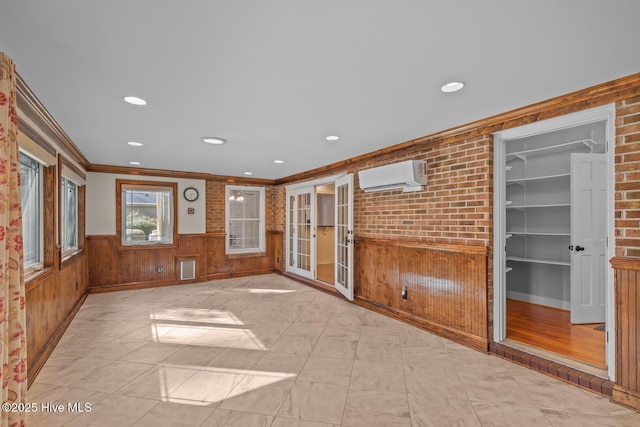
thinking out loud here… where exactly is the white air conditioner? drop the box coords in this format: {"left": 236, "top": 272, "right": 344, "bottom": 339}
{"left": 358, "top": 160, "right": 428, "bottom": 193}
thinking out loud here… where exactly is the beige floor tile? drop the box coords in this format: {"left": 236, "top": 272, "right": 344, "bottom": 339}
{"left": 201, "top": 408, "right": 274, "bottom": 427}
{"left": 541, "top": 409, "right": 623, "bottom": 426}
{"left": 168, "top": 369, "right": 245, "bottom": 405}
{"left": 473, "top": 401, "right": 552, "bottom": 427}
{"left": 116, "top": 365, "right": 199, "bottom": 400}
{"left": 35, "top": 356, "right": 112, "bottom": 386}
{"left": 64, "top": 394, "right": 158, "bottom": 427}
{"left": 350, "top": 360, "right": 406, "bottom": 393}
{"left": 457, "top": 370, "right": 536, "bottom": 407}
{"left": 403, "top": 363, "right": 468, "bottom": 399}
{"left": 297, "top": 310, "right": 332, "bottom": 324}
{"left": 219, "top": 373, "right": 295, "bottom": 415}
{"left": 342, "top": 389, "right": 411, "bottom": 427}
{"left": 311, "top": 337, "right": 358, "bottom": 359}
{"left": 270, "top": 335, "right": 316, "bottom": 356}
{"left": 284, "top": 321, "right": 326, "bottom": 339}
{"left": 408, "top": 393, "right": 481, "bottom": 426}
{"left": 297, "top": 357, "right": 354, "bottom": 387}
{"left": 206, "top": 347, "right": 265, "bottom": 372}
{"left": 401, "top": 345, "right": 452, "bottom": 367}
{"left": 131, "top": 401, "right": 215, "bottom": 427}
{"left": 278, "top": 380, "right": 348, "bottom": 424}
{"left": 319, "top": 324, "right": 361, "bottom": 341}
{"left": 358, "top": 326, "right": 400, "bottom": 344}
{"left": 252, "top": 352, "right": 308, "bottom": 374}
{"left": 271, "top": 418, "right": 339, "bottom": 427}
{"left": 119, "top": 342, "right": 184, "bottom": 364}
{"left": 161, "top": 344, "right": 223, "bottom": 368}
{"left": 355, "top": 340, "right": 403, "bottom": 364}
{"left": 27, "top": 386, "right": 108, "bottom": 427}
{"left": 69, "top": 360, "right": 155, "bottom": 393}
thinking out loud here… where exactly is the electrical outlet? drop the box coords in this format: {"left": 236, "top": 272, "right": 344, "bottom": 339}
{"left": 157, "top": 265, "right": 163, "bottom": 273}
{"left": 402, "top": 287, "right": 408, "bottom": 300}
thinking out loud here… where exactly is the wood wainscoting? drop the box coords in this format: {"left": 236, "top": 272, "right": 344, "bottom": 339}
{"left": 26, "top": 252, "right": 88, "bottom": 386}
{"left": 87, "top": 231, "right": 283, "bottom": 292}
{"left": 610, "top": 256, "right": 640, "bottom": 411}
{"left": 355, "top": 237, "right": 489, "bottom": 352}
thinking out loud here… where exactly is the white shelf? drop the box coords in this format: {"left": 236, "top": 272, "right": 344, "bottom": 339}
{"left": 507, "top": 203, "right": 570, "bottom": 209}
{"left": 506, "top": 173, "right": 570, "bottom": 185}
{"left": 506, "top": 138, "right": 597, "bottom": 162}
{"left": 507, "top": 231, "right": 570, "bottom": 236}
{"left": 506, "top": 256, "right": 570, "bottom": 266}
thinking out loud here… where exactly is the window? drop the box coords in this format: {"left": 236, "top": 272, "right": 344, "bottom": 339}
{"left": 226, "top": 185, "right": 265, "bottom": 254}
{"left": 19, "top": 152, "right": 43, "bottom": 270}
{"left": 61, "top": 176, "right": 78, "bottom": 255}
{"left": 117, "top": 180, "right": 177, "bottom": 247}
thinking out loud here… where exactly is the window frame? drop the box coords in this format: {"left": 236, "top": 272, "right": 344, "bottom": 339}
{"left": 225, "top": 185, "right": 266, "bottom": 255}
{"left": 116, "top": 179, "right": 178, "bottom": 250}
{"left": 60, "top": 175, "right": 79, "bottom": 258}
{"left": 58, "top": 155, "right": 86, "bottom": 266}
{"left": 19, "top": 150, "right": 44, "bottom": 273}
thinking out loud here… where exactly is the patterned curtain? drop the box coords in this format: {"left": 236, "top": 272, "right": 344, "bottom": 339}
{"left": 0, "top": 52, "right": 28, "bottom": 427}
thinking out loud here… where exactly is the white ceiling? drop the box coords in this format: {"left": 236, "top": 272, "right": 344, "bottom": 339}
{"left": 1, "top": 1, "right": 640, "bottom": 180}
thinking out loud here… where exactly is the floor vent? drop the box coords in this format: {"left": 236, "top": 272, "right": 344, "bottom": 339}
{"left": 180, "top": 259, "right": 196, "bottom": 280}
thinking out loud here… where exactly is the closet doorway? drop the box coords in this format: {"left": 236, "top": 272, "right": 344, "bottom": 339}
{"left": 493, "top": 104, "right": 615, "bottom": 378}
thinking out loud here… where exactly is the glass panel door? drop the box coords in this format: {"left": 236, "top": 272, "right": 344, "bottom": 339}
{"left": 286, "top": 187, "right": 315, "bottom": 279}
{"left": 335, "top": 174, "right": 354, "bottom": 300}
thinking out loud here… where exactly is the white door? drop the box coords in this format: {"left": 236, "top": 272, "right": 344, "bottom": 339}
{"left": 335, "top": 174, "right": 354, "bottom": 300}
{"left": 288, "top": 187, "right": 315, "bottom": 279}
{"left": 570, "top": 153, "right": 607, "bottom": 324}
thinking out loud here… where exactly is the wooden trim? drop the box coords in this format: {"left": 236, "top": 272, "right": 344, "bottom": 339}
{"left": 88, "top": 279, "right": 184, "bottom": 294}
{"left": 86, "top": 234, "right": 117, "bottom": 240}
{"left": 27, "top": 293, "right": 87, "bottom": 388}
{"left": 276, "top": 72, "right": 640, "bottom": 184}
{"left": 490, "top": 341, "right": 614, "bottom": 397}
{"left": 88, "top": 163, "right": 276, "bottom": 185}
{"left": 24, "top": 267, "right": 56, "bottom": 293}
{"left": 115, "top": 179, "right": 179, "bottom": 251}
{"left": 357, "top": 236, "right": 489, "bottom": 255}
{"left": 612, "top": 385, "right": 640, "bottom": 412}
{"left": 206, "top": 269, "right": 277, "bottom": 281}
{"left": 59, "top": 154, "right": 87, "bottom": 181}
{"left": 207, "top": 231, "right": 226, "bottom": 238}
{"left": 16, "top": 73, "right": 90, "bottom": 169}
{"left": 18, "top": 126, "right": 57, "bottom": 159}
{"left": 610, "top": 256, "right": 640, "bottom": 271}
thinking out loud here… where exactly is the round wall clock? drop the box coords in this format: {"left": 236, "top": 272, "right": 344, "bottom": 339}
{"left": 183, "top": 187, "right": 199, "bottom": 202}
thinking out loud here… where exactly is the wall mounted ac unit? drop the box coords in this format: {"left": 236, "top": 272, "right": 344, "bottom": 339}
{"left": 358, "top": 160, "right": 428, "bottom": 193}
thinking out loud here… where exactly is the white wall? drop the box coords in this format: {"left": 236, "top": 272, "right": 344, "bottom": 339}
{"left": 86, "top": 172, "right": 206, "bottom": 235}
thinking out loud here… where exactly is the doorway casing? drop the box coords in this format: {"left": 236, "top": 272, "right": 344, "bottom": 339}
{"left": 492, "top": 103, "right": 616, "bottom": 379}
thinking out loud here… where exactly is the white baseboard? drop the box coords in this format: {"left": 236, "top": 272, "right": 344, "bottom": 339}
{"left": 507, "top": 291, "right": 569, "bottom": 310}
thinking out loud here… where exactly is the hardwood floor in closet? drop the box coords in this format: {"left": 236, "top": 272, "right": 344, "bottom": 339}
{"left": 506, "top": 299, "right": 606, "bottom": 369}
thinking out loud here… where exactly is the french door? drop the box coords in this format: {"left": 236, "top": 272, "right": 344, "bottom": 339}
{"left": 288, "top": 187, "right": 315, "bottom": 279}
{"left": 335, "top": 174, "right": 354, "bottom": 300}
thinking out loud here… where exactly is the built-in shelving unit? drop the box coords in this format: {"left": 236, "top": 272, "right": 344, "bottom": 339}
{"left": 503, "top": 135, "right": 600, "bottom": 309}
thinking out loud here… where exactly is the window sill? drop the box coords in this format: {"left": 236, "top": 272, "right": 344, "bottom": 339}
{"left": 226, "top": 251, "right": 267, "bottom": 259}
{"left": 25, "top": 266, "right": 55, "bottom": 292}
{"left": 61, "top": 249, "right": 84, "bottom": 268}
{"left": 116, "top": 242, "right": 178, "bottom": 251}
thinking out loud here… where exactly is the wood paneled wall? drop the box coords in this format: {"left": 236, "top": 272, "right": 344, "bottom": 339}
{"left": 611, "top": 257, "right": 640, "bottom": 411}
{"left": 355, "top": 237, "right": 489, "bottom": 351}
{"left": 87, "top": 231, "right": 283, "bottom": 292}
{"left": 26, "top": 253, "right": 88, "bottom": 386}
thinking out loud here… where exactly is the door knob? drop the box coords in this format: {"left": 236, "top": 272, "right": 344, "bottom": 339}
{"left": 575, "top": 245, "right": 585, "bottom": 252}
{"left": 568, "top": 245, "right": 574, "bottom": 251}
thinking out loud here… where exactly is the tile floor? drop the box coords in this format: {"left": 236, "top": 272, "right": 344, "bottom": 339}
{"left": 28, "top": 274, "right": 640, "bottom": 426}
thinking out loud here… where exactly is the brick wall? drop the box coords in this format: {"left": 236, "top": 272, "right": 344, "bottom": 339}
{"left": 355, "top": 136, "right": 493, "bottom": 246}
{"left": 615, "top": 96, "right": 640, "bottom": 257}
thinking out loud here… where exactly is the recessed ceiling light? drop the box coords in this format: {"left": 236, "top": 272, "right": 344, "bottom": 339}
{"left": 129, "top": 161, "right": 141, "bottom": 165}
{"left": 441, "top": 81, "right": 465, "bottom": 93}
{"left": 201, "top": 137, "right": 227, "bottom": 145}
{"left": 127, "top": 141, "right": 143, "bottom": 146}
{"left": 124, "top": 96, "right": 147, "bottom": 105}
{"left": 273, "top": 160, "right": 284, "bottom": 164}
{"left": 244, "top": 172, "right": 253, "bottom": 175}
{"left": 326, "top": 135, "right": 340, "bottom": 141}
